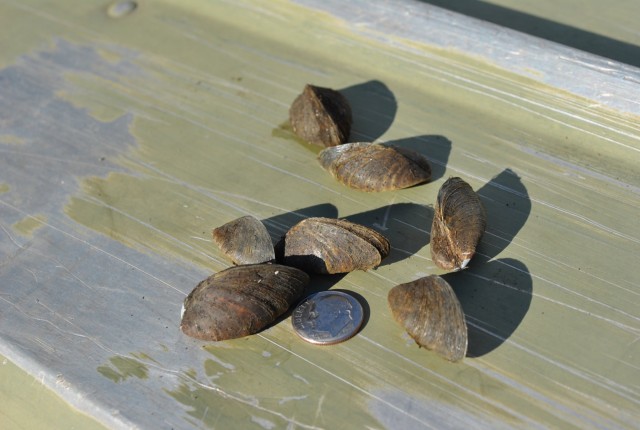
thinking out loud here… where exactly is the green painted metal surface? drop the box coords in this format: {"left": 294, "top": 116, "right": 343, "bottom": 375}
{"left": 1, "top": 0, "right": 638, "bottom": 428}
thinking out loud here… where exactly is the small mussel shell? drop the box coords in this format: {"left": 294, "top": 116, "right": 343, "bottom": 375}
{"left": 282, "top": 217, "right": 390, "bottom": 274}
{"left": 318, "top": 142, "right": 432, "bottom": 192}
{"left": 388, "top": 275, "right": 467, "bottom": 362}
{"left": 212, "top": 215, "right": 275, "bottom": 265}
{"left": 180, "top": 264, "right": 309, "bottom": 341}
{"left": 289, "top": 84, "right": 352, "bottom": 147}
{"left": 430, "top": 177, "right": 486, "bottom": 271}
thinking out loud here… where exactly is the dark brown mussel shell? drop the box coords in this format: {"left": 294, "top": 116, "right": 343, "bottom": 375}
{"left": 212, "top": 215, "right": 275, "bottom": 265}
{"left": 388, "top": 275, "right": 467, "bottom": 362}
{"left": 180, "top": 264, "right": 309, "bottom": 341}
{"left": 281, "top": 217, "right": 390, "bottom": 274}
{"left": 318, "top": 142, "right": 431, "bottom": 192}
{"left": 289, "top": 84, "right": 352, "bottom": 147}
{"left": 430, "top": 177, "right": 486, "bottom": 271}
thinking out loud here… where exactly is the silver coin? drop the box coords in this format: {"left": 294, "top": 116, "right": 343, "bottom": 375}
{"left": 291, "top": 291, "right": 364, "bottom": 345}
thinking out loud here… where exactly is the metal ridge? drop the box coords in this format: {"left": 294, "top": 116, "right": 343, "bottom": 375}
{"left": 292, "top": 0, "right": 640, "bottom": 116}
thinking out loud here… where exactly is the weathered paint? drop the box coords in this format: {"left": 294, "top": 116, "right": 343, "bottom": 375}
{"left": 1, "top": 0, "right": 638, "bottom": 429}
{"left": 12, "top": 214, "right": 47, "bottom": 238}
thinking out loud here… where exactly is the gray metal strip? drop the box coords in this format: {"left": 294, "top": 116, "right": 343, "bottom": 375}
{"left": 293, "top": 0, "right": 640, "bottom": 116}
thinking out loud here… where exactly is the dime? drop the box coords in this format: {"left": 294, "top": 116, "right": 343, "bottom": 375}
{"left": 291, "top": 291, "right": 364, "bottom": 345}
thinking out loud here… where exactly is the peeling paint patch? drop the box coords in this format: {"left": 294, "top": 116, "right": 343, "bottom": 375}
{"left": 97, "top": 356, "right": 149, "bottom": 383}
{"left": 12, "top": 214, "right": 47, "bottom": 237}
{"left": 0, "top": 134, "right": 26, "bottom": 145}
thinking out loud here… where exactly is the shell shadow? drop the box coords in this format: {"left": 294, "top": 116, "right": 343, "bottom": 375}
{"left": 261, "top": 203, "right": 338, "bottom": 245}
{"left": 339, "top": 80, "right": 397, "bottom": 142}
{"left": 385, "top": 135, "right": 452, "bottom": 181}
{"left": 476, "top": 168, "right": 531, "bottom": 260}
{"left": 344, "top": 202, "right": 432, "bottom": 266}
{"left": 444, "top": 258, "right": 532, "bottom": 357}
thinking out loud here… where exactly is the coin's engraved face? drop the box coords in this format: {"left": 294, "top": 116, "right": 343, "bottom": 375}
{"left": 292, "top": 291, "right": 363, "bottom": 345}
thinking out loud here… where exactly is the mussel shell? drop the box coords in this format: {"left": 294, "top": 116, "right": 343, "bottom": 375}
{"left": 318, "top": 142, "right": 431, "bottom": 192}
{"left": 212, "top": 215, "right": 275, "bottom": 265}
{"left": 430, "top": 177, "right": 486, "bottom": 271}
{"left": 388, "top": 275, "right": 467, "bottom": 362}
{"left": 180, "top": 264, "right": 309, "bottom": 341}
{"left": 289, "top": 84, "right": 352, "bottom": 147}
{"left": 282, "top": 217, "right": 390, "bottom": 274}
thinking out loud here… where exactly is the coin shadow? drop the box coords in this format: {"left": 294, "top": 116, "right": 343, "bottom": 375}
{"left": 344, "top": 202, "right": 432, "bottom": 266}
{"left": 443, "top": 258, "right": 532, "bottom": 357}
{"left": 339, "top": 80, "right": 397, "bottom": 142}
{"left": 386, "top": 135, "right": 452, "bottom": 181}
{"left": 476, "top": 168, "right": 531, "bottom": 260}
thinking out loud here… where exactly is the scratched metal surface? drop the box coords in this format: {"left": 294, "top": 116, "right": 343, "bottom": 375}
{"left": 1, "top": 0, "right": 639, "bottom": 429}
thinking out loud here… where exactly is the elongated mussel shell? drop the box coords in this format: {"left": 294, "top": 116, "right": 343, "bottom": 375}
{"left": 282, "top": 217, "right": 390, "bottom": 274}
{"left": 430, "top": 177, "right": 486, "bottom": 271}
{"left": 289, "top": 84, "right": 352, "bottom": 147}
{"left": 318, "top": 142, "right": 431, "bottom": 192}
{"left": 388, "top": 275, "right": 467, "bottom": 362}
{"left": 212, "top": 216, "right": 275, "bottom": 265}
{"left": 180, "top": 264, "right": 309, "bottom": 341}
